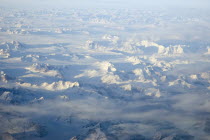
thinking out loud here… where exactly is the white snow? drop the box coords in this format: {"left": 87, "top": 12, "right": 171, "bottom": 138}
{"left": 17, "top": 81, "right": 79, "bottom": 91}
{"left": 0, "top": 91, "right": 13, "bottom": 102}
{"left": 25, "top": 63, "right": 62, "bottom": 78}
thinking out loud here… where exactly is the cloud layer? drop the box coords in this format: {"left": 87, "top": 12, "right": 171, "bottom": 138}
{"left": 1, "top": 0, "right": 210, "bottom": 9}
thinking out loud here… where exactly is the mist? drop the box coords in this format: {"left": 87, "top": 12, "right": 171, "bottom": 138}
{"left": 1, "top": 0, "right": 210, "bottom": 9}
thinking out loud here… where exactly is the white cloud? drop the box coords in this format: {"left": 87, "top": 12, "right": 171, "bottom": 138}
{"left": 1, "top": 0, "right": 209, "bottom": 9}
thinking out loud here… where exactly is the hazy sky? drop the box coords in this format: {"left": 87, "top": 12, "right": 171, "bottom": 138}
{"left": 1, "top": 0, "right": 209, "bottom": 9}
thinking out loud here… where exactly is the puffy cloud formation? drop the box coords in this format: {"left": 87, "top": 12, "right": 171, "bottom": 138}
{"left": 17, "top": 80, "right": 79, "bottom": 91}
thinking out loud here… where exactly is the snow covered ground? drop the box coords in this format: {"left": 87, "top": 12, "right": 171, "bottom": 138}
{"left": 0, "top": 7, "right": 210, "bottom": 140}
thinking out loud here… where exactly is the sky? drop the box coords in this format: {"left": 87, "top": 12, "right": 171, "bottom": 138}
{"left": 0, "top": 0, "right": 209, "bottom": 9}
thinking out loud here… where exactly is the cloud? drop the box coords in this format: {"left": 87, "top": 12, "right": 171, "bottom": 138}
{"left": 172, "top": 93, "right": 210, "bottom": 113}
{"left": 1, "top": 0, "right": 210, "bottom": 9}
{"left": 0, "top": 90, "right": 209, "bottom": 139}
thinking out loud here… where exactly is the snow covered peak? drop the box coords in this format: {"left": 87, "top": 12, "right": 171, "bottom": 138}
{"left": 0, "top": 41, "right": 24, "bottom": 51}
{"left": 25, "top": 63, "right": 62, "bottom": 78}
{"left": 17, "top": 80, "right": 79, "bottom": 91}
{"left": 102, "top": 34, "right": 119, "bottom": 44}
{"left": 0, "top": 91, "right": 13, "bottom": 102}
{"left": 0, "top": 71, "right": 12, "bottom": 83}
